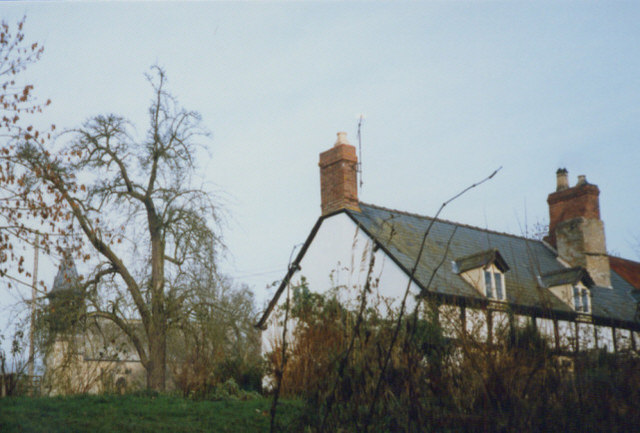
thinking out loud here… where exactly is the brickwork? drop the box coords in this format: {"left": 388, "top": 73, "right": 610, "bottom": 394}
{"left": 547, "top": 173, "right": 611, "bottom": 287}
{"left": 318, "top": 136, "right": 360, "bottom": 216}
{"left": 547, "top": 183, "right": 600, "bottom": 247}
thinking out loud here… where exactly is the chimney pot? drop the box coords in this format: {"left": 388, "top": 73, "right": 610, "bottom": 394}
{"left": 577, "top": 175, "right": 587, "bottom": 186}
{"left": 335, "top": 131, "right": 350, "bottom": 146}
{"left": 556, "top": 168, "right": 569, "bottom": 191}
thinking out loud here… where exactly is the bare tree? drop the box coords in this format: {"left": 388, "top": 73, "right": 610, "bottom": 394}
{"left": 14, "top": 66, "right": 223, "bottom": 391}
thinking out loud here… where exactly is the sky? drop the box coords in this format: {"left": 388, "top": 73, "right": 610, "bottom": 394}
{"left": 1, "top": 1, "right": 640, "bottom": 352}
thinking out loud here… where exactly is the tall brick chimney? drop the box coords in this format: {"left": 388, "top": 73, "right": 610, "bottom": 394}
{"left": 546, "top": 169, "right": 611, "bottom": 287}
{"left": 319, "top": 132, "right": 360, "bottom": 216}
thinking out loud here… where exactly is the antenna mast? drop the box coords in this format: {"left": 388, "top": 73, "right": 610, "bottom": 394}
{"left": 357, "top": 115, "right": 364, "bottom": 188}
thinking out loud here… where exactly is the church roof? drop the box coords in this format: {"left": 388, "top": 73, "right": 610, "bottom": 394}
{"left": 50, "top": 254, "right": 81, "bottom": 295}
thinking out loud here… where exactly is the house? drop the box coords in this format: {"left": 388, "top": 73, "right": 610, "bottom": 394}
{"left": 257, "top": 132, "right": 640, "bottom": 357}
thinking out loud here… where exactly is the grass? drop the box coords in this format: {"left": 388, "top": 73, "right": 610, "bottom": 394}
{"left": 0, "top": 394, "right": 307, "bottom": 433}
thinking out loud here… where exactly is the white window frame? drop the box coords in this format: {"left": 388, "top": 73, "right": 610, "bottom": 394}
{"left": 573, "top": 285, "right": 591, "bottom": 313}
{"left": 483, "top": 267, "right": 506, "bottom": 301}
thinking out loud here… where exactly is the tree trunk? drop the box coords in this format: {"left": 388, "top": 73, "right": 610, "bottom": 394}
{"left": 147, "top": 207, "right": 167, "bottom": 391}
{"left": 147, "top": 316, "right": 167, "bottom": 391}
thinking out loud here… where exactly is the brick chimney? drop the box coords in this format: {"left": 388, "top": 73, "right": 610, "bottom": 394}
{"left": 546, "top": 169, "right": 611, "bottom": 287}
{"left": 319, "top": 132, "right": 360, "bottom": 216}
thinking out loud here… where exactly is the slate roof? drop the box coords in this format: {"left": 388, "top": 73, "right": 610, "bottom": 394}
{"left": 257, "top": 203, "right": 640, "bottom": 329}
{"left": 348, "top": 203, "right": 639, "bottom": 327}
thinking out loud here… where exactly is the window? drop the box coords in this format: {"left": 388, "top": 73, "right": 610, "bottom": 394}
{"left": 495, "top": 273, "right": 504, "bottom": 299}
{"left": 484, "top": 269, "right": 506, "bottom": 301}
{"left": 454, "top": 249, "right": 510, "bottom": 300}
{"left": 573, "top": 285, "right": 590, "bottom": 313}
{"left": 484, "top": 271, "right": 492, "bottom": 297}
{"left": 540, "top": 267, "right": 595, "bottom": 313}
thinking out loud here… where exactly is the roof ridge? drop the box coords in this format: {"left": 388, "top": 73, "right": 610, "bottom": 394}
{"left": 609, "top": 254, "right": 640, "bottom": 265}
{"left": 357, "top": 202, "right": 547, "bottom": 244}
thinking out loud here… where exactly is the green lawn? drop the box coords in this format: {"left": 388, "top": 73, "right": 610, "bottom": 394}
{"left": 0, "top": 395, "right": 306, "bottom": 433}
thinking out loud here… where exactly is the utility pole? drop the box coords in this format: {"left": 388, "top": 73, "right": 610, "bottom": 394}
{"left": 28, "top": 232, "right": 39, "bottom": 380}
{"left": 357, "top": 114, "right": 364, "bottom": 188}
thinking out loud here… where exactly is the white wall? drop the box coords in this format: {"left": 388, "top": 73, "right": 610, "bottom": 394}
{"left": 292, "top": 213, "right": 416, "bottom": 311}
{"left": 595, "top": 326, "right": 614, "bottom": 352}
{"left": 578, "top": 323, "right": 596, "bottom": 350}
{"left": 536, "top": 317, "right": 555, "bottom": 343}
{"left": 466, "top": 309, "right": 488, "bottom": 342}
{"left": 262, "top": 213, "right": 415, "bottom": 356}
{"left": 557, "top": 320, "right": 576, "bottom": 350}
{"left": 492, "top": 311, "right": 510, "bottom": 341}
{"left": 615, "top": 328, "right": 633, "bottom": 351}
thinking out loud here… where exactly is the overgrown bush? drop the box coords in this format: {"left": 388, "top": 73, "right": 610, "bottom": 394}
{"left": 168, "top": 273, "right": 263, "bottom": 398}
{"left": 267, "top": 288, "right": 640, "bottom": 432}
{"left": 215, "top": 356, "right": 263, "bottom": 393}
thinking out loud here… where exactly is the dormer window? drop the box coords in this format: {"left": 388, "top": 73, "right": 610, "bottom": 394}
{"left": 539, "top": 267, "right": 594, "bottom": 314}
{"left": 453, "top": 249, "right": 510, "bottom": 301}
{"left": 484, "top": 268, "right": 505, "bottom": 300}
{"left": 573, "top": 285, "right": 590, "bottom": 313}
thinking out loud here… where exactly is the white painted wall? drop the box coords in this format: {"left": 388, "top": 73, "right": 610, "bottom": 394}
{"left": 549, "top": 283, "right": 574, "bottom": 310}
{"left": 292, "top": 213, "right": 416, "bottom": 310}
{"left": 262, "top": 213, "right": 416, "bottom": 356}
{"left": 557, "top": 320, "right": 577, "bottom": 350}
{"left": 492, "top": 311, "right": 510, "bottom": 340}
{"left": 615, "top": 328, "right": 632, "bottom": 351}
{"left": 460, "top": 267, "right": 485, "bottom": 297}
{"left": 578, "top": 323, "right": 596, "bottom": 350}
{"left": 466, "top": 309, "right": 488, "bottom": 342}
{"left": 536, "top": 318, "right": 555, "bottom": 343}
{"left": 595, "top": 326, "right": 614, "bottom": 352}
{"left": 460, "top": 264, "right": 505, "bottom": 301}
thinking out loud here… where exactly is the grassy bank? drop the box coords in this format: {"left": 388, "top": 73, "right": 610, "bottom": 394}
{"left": 0, "top": 394, "right": 306, "bottom": 433}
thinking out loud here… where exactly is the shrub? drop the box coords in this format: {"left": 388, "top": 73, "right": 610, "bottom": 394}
{"left": 267, "top": 289, "right": 640, "bottom": 432}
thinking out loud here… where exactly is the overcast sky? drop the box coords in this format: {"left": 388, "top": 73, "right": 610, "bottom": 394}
{"left": 1, "top": 2, "right": 639, "bottom": 341}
